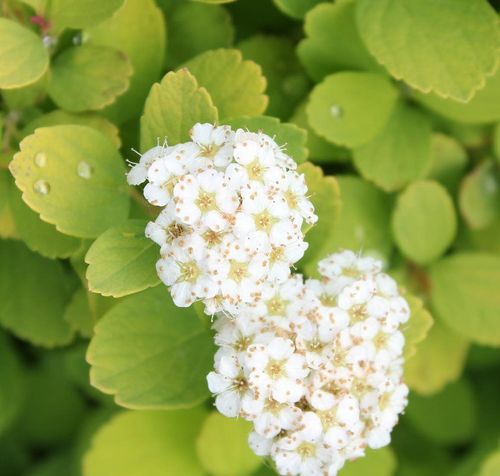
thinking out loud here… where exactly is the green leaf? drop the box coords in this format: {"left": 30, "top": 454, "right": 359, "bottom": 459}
{"left": 290, "top": 101, "right": 350, "bottom": 164}
{"left": 426, "top": 133, "right": 468, "bottom": 194}
{"left": 85, "top": 0, "right": 166, "bottom": 124}
{"left": 272, "top": 0, "right": 323, "bottom": 19}
{"left": 48, "top": 45, "right": 132, "bottom": 113}
{"left": 457, "top": 217, "right": 500, "bottom": 256}
{"left": 353, "top": 103, "right": 432, "bottom": 192}
{"left": 479, "top": 450, "right": 500, "bottom": 476}
{"left": 356, "top": 0, "right": 500, "bottom": 102}
{"left": 298, "top": 162, "right": 341, "bottom": 276}
{"left": 85, "top": 219, "right": 160, "bottom": 298}
{"left": 298, "top": 1, "right": 383, "bottom": 82}
{"left": 47, "top": 0, "right": 125, "bottom": 29}
{"left": 0, "top": 169, "right": 19, "bottom": 239}
{"left": 226, "top": 115, "right": 308, "bottom": 164}
{"left": 193, "top": 0, "right": 235, "bottom": 3}
{"left": 403, "top": 292, "right": 434, "bottom": 360}
{"left": 83, "top": 409, "right": 206, "bottom": 476}
{"left": 87, "top": 286, "right": 215, "bottom": 409}
{"left": 307, "top": 72, "right": 398, "bottom": 148}
{"left": 415, "top": 68, "right": 500, "bottom": 125}
{"left": 494, "top": 123, "right": 500, "bottom": 163}
{"left": 404, "top": 321, "right": 469, "bottom": 395}
{"left": 239, "top": 35, "right": 309, "bottom": 119}
{"left": 339, "top": 447, "right": 396, "bottom": 476}
{"left": 140, "top": 69, "right": 218, "bottom": 150}
{"left": 0, "top": 332, "right": 25, "bottom": 436}
{"left": 63, "top": 287, "right": 97, "bottom": 338}
{"left": 406, "top": 379, "right": 477, "bottom": 445}
{"left": 23, "top": 110, "right": 121, "bottom": 148}
{"left": 0, "top": 18, "right": 49, "bottom": 89}
{"left": 18, "top": 358, "right": 86, "bottom": 446}
{"left": 184, "top": 48, "right": 268, "bottom": 120}
{"left": 10, "top": 186, "right": 81, "bottom": 259}
{"left": 304, "top": 175, "right": 393, "bottom": 273}
{"left": 166, "top": 2, "right": 234, "bottom": 68}
{"left": 0, "top": 240, "right": 75, "bottom": 347}
{"left": 392, "top": 180, "right": 457, "bottom": 265}
{"left": 430, "top": 253, "right": 500, "bottom": 347}
{"left": 10, "top": 125, "right": 130, "bottom": 239}
{"left": 459, "top": 160, "right": 500, "bottom": 230}
{"left": 196, "top": 412, "right": 261, "bottom": 476}
{"left": 2, "top": 73, "right": 48, "bottom": 110}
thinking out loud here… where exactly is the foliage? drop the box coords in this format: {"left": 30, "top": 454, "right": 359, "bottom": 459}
{"left": 0, "top": 0, "right": 499, "bottom": 475}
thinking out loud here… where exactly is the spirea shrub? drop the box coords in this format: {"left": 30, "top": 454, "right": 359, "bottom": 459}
{"left": 1, "top": 1, "right": 500, "bottom": 476}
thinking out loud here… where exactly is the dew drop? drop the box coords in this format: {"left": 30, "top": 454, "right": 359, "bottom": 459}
{"left": 77, "top": 161, "right": 93, "bottom": 179}
{"left": 33, "top": 180, "right": 50, "bottom": 195}
{"left": 330, "top": 104, "right": 343, "bottom": 118}
{"left": 34, "top": 152, "right": 47, "bottom": 168}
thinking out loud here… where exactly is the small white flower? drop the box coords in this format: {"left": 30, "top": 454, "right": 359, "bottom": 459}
{"left": 207, "top": 251, "right": 410, "bottom": 476}
{"left": 246, "top": 337, "right": 309, "bottom": 403}
{"left": 207, "top": 348, "right": 252, "bottom": 418}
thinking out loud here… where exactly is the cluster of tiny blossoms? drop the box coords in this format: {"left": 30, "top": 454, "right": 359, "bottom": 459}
{"left": 207, "top": 251, "right": 410, "bottom": 476}
{"left": 127, "top": 123, "right": 317, "bottom": 313}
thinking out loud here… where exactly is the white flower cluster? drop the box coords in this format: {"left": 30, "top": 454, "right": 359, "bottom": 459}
{"left": 128, "top": 123, "right": 317, "bottom": 312}
{"left": 207, "top": 251, "right": 410, "bottom": 476}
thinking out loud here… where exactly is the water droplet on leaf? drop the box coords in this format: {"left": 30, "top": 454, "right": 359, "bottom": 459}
{"left": 34, "top": 152, "right": 47, "bottom": 167}
{"left": 77, "top": 161, "right": 93, "bottom": 179}
{"left": 330, "top": 104, "right": 343, "bottom": 118}
{"left": 33, "top": 180, "right": 50, "bottom": 195}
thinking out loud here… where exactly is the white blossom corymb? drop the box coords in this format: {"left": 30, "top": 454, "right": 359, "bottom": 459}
{"left": 128, "top": 123, "right": 317, "bottom": 312}
{"left": 207, "top": 251, "right": 410, "bottom": 476}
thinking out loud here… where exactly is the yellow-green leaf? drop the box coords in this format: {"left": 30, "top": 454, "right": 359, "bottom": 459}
{"left": 23, "top": 110, "right": 121, "bottom": 148}
{"left": 404, "top": 321, "right": 469, "bottom": 395}
{"left": 356, "top": 0, "right": 500, "bottom": 102}
{"left": 10, "top": 185, "right": 81, "bottom": 259}
{"left": 0, "top": 240, "right": 75, "bottom": 348}
{"left": 85, "top": 0, "right": 166, "bottom": 124}
{"left": 406, "top": 379, "right": 477, "bottom": 445}
{"left": 353, "top": 103, "right": 432, "bottom": 192}
{"left": 298, "top": 162, "right": 341, "bottom": 276}
{"left": 63, "top": 287, "right": 96, "bottom": 338}
{"left": 48, "top": 45, "right": 132, "bottom": 112}
{"left": 339, "top": 447, "right": 396, "bottom": 476}
{"left": 426, "top": 133, "right": 468, "bottom": 194}
{"left": 140, "top": 69, "right": 218, "bottom": 149}
{"left": 239, "top": 34, "right": 309, "bottom": 119}
{"left": 392, "top": 180, "right": 457, "bottom": 265}
{"left": 10, "top": 125, "right": 130, "bottom": 239}
{"left": 196, "top": 413, "right": 261, "bottom": 476}
{"left": 0, "top": 18, "right": 49, "bottom": 89}
{"left": 307, "top": 72, "right": 398, "bottom": 148}
{"left": 298, "top": 1, "right": 383, "bottom": 82}
{"left": 83, "top": 409, "right": 206, "bottom": 476}
{"left": 478, "top": 450, "right": 500, "bottom": 476}
{"left": 87, "top": 286, "right": 215, "bottom": 409}
{"left": 166, "top": 2, "right": 234, "bottom": 68}
{"left": 85, "top": 219, "right": 160, "bottom": 298}
{"left": 184, "top": 48, "right": 268, "bottom": 120}
{"left": 459, "top": 160, "right": 500, "bottom": 230}
{"left": 430, "top": 253, "right": 500, "bottom": 347}
{"left": 415, "top": 68, "right": 500, "bottom": 125}
{"left": 403, "top": 292, "right": 434, "bottom": 360}
{"left": 47, "top": 0, "right": 125, "bottom": 30}
{"left": 304, "top": 175, "right": 393, "bottom": 273}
